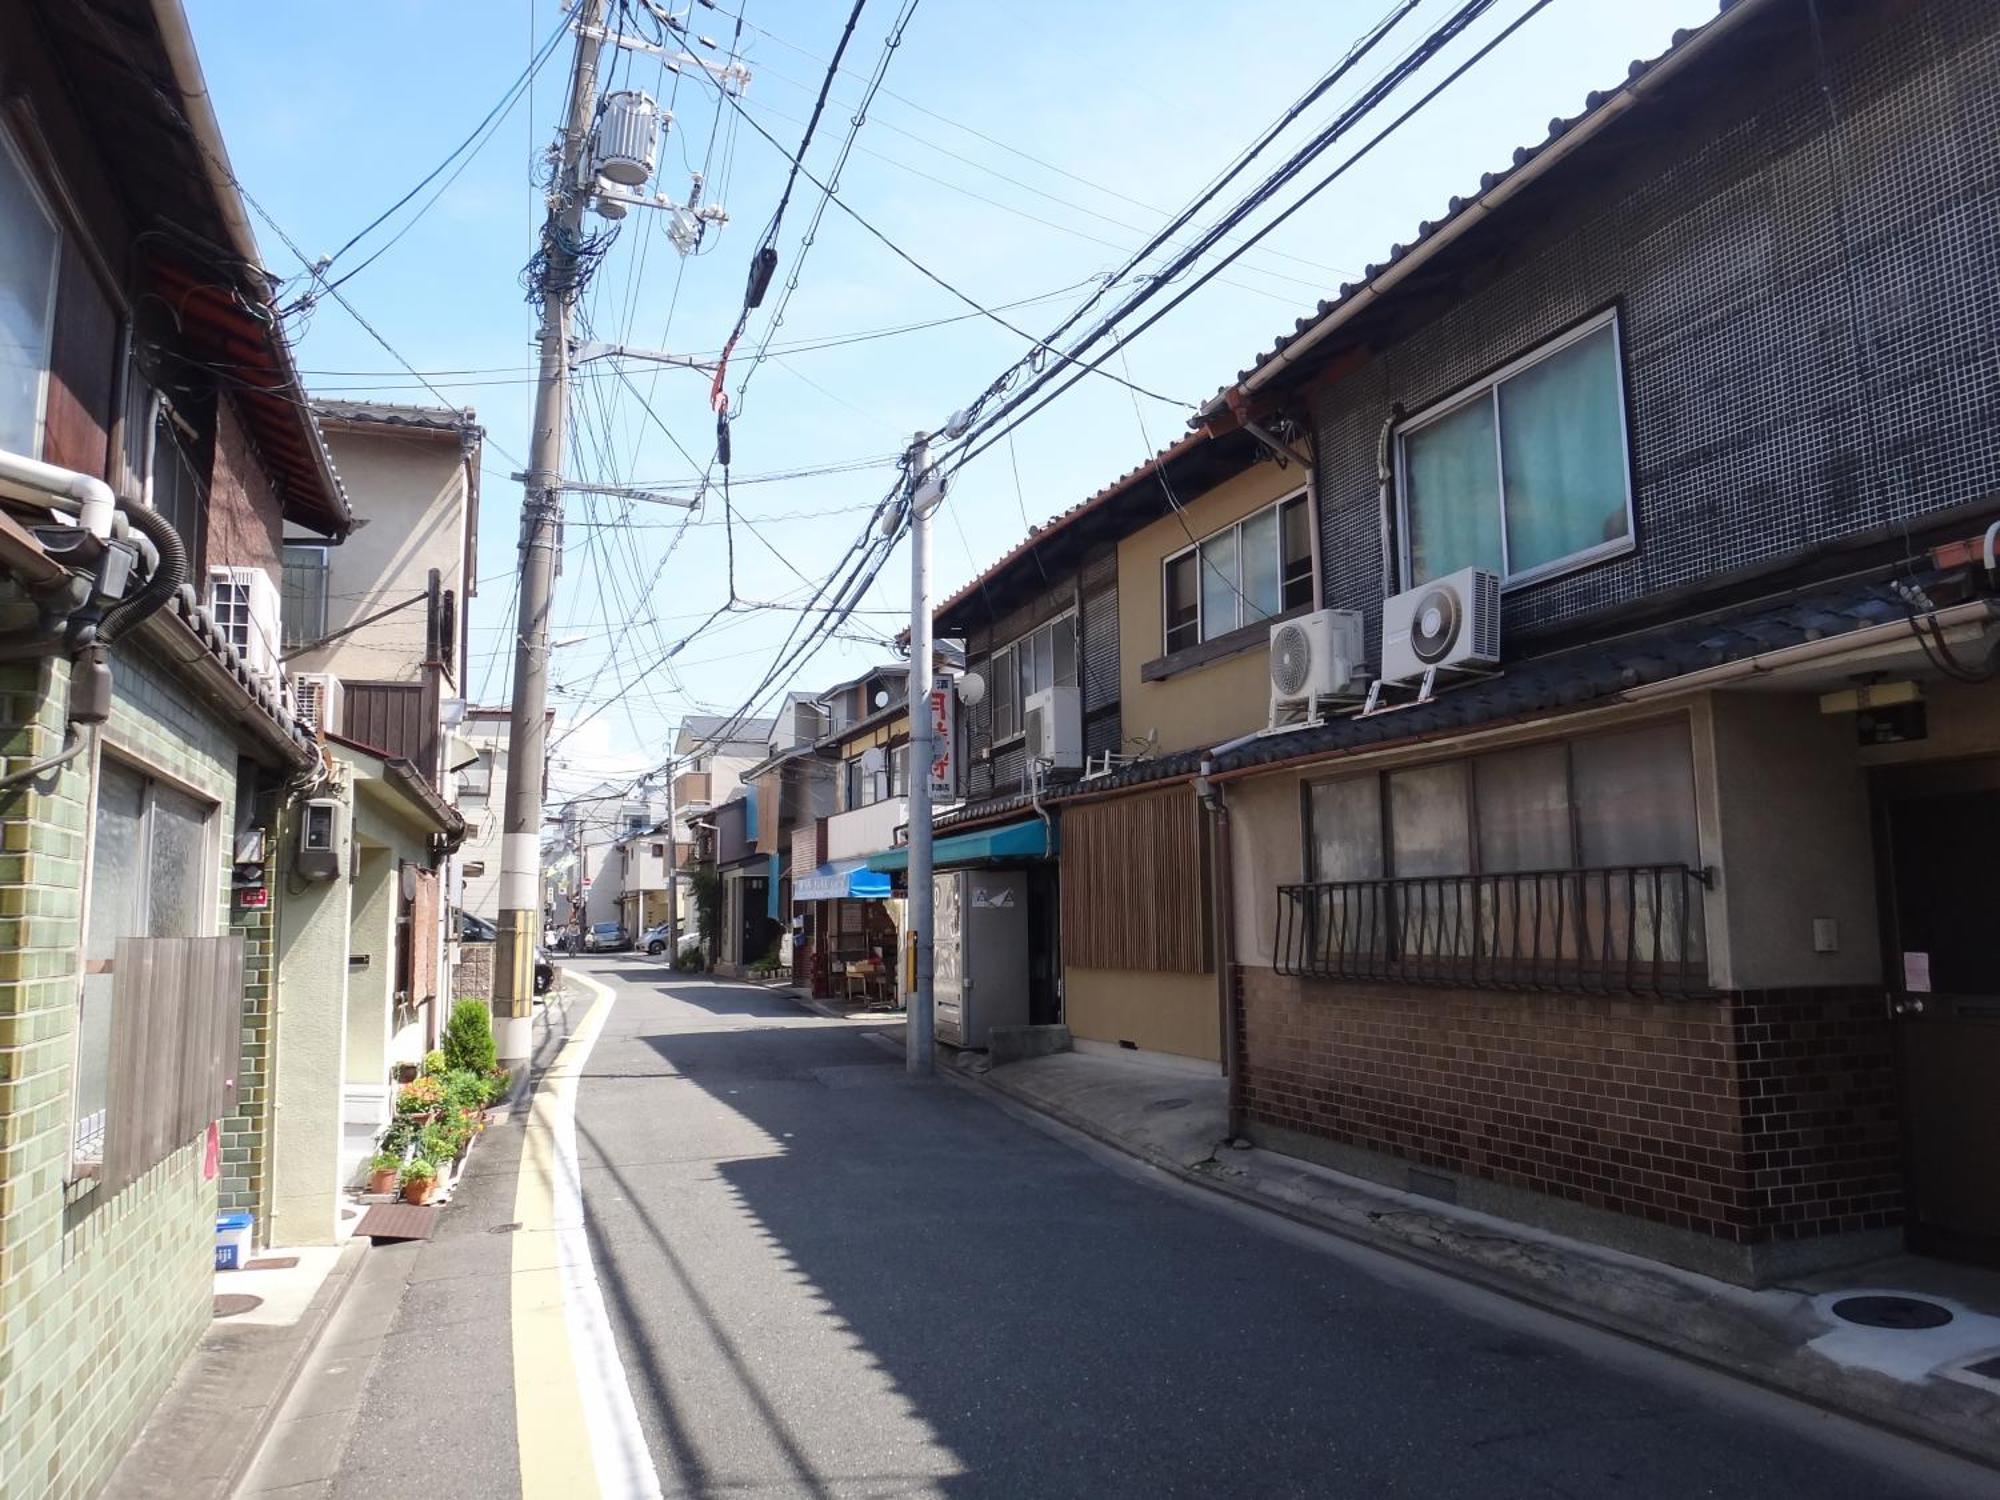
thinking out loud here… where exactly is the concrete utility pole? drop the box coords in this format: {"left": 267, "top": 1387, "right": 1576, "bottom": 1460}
{"left": 493, "top": 0, "right": 610, "bottom": 1069}
{"left": 905, "top": 433, "right": 937, "bottom": 1076}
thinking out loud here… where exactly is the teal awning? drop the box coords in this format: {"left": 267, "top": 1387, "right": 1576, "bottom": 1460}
{"left": 867, "top": 816, "right": 1049, "bottom": 873}
{"left": 794, "top": 859, "right": 892, "bottom": 902}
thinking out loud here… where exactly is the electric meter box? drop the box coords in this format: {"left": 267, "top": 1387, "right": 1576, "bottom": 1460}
{"left": 297, "top": 797, "right": 346, "bottom": 882}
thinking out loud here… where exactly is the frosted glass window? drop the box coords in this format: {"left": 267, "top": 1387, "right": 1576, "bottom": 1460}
{"left": 146, "top": 781, "right": 209, "bottom": 937}
{"left": 1199, "top": 526, "right": 1239, "bottom": 639}
{"left": 1400, "top": 316, "right": 1632, "bottom": 586}
{"left": 1475, "top": 743, "right": 1572, "bottom": 873}
{"left": 1240, "top": 506, "right": 1281, "bottom": 622}
{"left": 1573, "top": 722, "right": 1700, "bottom": 868}
{"left": 1388, "top": 763, "right": 1471, "bottom": 877}
{"left": 1308, "top": 776, "right": 1382, "bottom": 883}
{"left": 0, "top": 133, "right": 59, "bottom": 457}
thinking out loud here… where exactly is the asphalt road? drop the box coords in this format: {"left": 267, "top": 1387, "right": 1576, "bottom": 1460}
{"left": 563, "top": 960, "right": 1993, "bottom": 1500}
{"left": 268, "top": 959, "right": 1999, "bottom": 1498}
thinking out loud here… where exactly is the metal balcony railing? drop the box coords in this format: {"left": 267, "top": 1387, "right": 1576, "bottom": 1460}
{"left": 1275, "top": 864, "right": 1712, "bottom": 997}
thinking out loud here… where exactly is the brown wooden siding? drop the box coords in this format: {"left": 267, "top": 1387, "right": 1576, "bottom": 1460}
{"left": 103, "top": 935, "right": 243, "bottom": 1197}
{"left": 43, "top": 238, "right": 117, "bottom": 478}
{"left": 342, "top": 676, "right": 438, "bottom": 776}
{"left": 1060, "top": 788, "right": 1209, "bottom": 973}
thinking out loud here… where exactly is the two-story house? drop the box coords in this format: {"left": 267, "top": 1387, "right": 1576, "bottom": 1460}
{"left": 1146, "top": 0, "right": 2000, "bottom": 1287}
{"left": 668, "top": 712, "right": 775, "bottom": 947}
{"left": 0, "top": 0, "right": 376, "bottom": 1487}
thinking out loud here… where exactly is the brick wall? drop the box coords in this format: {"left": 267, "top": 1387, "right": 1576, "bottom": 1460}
{"left": 0, "top": 643, "right": 252, "bottom": 1496}
{"left": 205, "top": 396, "right": 283, "bottom": 579}
{"left": 218, "top": 896, "right": 274, "bottom": 1221}
{"left": 1236, "top": 968, "right": 1901, "bottom": 1270}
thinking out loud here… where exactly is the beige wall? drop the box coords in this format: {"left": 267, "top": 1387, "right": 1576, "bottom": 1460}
{"left": 1117, "top": 458, "right": 1303, "bottom": 756}
{"left": 1066, "top": 968, "right": 1219, "bottom": 1062}
{"left": 295, "top": 424, "right": 468, "bottom": 685}
{"left": 1705, "top": 691, "right": 1883, "bottom": 990}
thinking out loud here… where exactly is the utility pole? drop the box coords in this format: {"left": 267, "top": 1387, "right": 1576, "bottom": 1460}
{"left": 905, "top": 433, "right": 937, "bottom": 1076}
{"left": 493, "top": 0, "right": 610, "bottom": 1069}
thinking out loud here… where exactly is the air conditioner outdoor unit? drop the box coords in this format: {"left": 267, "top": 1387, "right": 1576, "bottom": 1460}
{"left": 1268, "top": 608, "right": 1365, "bottom": 727}
{"left": 1023, "top": 685, "right": 1082, "bottom": 771}
{"left": 1380, "top": 566, "right": 1502, "bottom": 687}
{"left": 294, "top": 671, "right": 344, "bottom": 736}
{"left": 206, "top": 566, "right": 282, "bottom": 686}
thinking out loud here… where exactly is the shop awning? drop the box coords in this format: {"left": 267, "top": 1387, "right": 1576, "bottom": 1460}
{"left": 867, "top": 817, "right": 1049, "bottom": 873}
{"left": 793, "top": 859, "right": 892, "bottom": 902}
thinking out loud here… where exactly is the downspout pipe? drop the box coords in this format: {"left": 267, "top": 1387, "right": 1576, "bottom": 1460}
{"left": 1376, "top": 411, "right": 1399, "bottom": 600}
{"left": 1195, "top": 754, "right": 1243, "bottom": 1137}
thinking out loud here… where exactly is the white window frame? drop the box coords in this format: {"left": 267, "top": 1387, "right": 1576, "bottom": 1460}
{"left": 1394, "top": 309, "right": 1637, "bottom": 593}
{"left": 1160, "top": 488, "right": 1312, "bottom": 654}
{"left": 1, "top": 125, "right": 62, "bottom": 461}
{"left": 989, "top": 609, "right": 1077, "bottom": 745}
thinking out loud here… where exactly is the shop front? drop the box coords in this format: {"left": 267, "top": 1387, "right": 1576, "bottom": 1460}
{"left": 794, "top": 859, "right": 899, "bottom": 1005}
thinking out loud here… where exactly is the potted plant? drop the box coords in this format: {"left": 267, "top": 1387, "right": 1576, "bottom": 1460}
{"left": 400, "top": 1158, "right": 438, "bottom": 1205}
{"left": 368, "top": 1151, "right": 401, "bottom": 1196}
{"left": 395, "top": 1074, "right": 445, "bottom": 1126}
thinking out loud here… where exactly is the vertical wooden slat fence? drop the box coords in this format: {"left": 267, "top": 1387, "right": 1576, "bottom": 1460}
{"left": 1060, "top": 788, "right": 1209, "bottom": 973}
{"left": 103, "top": 935, "right": 244, "bottom": 1196}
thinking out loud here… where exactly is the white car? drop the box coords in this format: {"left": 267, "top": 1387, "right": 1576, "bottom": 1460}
{"left": 642, "top": 921, "right": 674, "bottom": 956}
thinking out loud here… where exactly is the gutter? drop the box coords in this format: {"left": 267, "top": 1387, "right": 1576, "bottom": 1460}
{"left": 134, "top": 608, "right": 313, "bottom": 770}
{"left": 384, "top": 757, "right": 467, "bottom": 848}
{"left": 1208, "top": 0, "right": 1777, "bottom": 413}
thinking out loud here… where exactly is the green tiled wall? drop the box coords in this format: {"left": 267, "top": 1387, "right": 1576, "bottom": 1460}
{"left": 0, "top": 642, "right": 256, "bottom": 1499}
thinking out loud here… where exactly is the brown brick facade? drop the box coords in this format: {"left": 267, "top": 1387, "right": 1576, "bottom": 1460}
{"left": 1236, "top": 969, "right": 1900, "bottom": 1260}
{"left": 205, "top": 396, "right": 284, "bottom": 579}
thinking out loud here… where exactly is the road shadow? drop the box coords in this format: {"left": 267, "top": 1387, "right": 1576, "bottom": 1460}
{"left": 566, "top": 979, "right": 1929, "bottom": 1500}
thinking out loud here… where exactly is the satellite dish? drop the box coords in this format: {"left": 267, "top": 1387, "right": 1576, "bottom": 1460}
{"left": 873, "top": 688, "right": 890, "bottom": 708}
{"left": 956, "top": 671, "right": 987, "bottom": 707}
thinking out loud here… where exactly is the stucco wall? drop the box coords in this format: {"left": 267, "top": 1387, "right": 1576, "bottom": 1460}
{"left": 1066, "top": 968, "right": 1219, "bottom": 1063}
{"left": 347, "top": 845, "right": 396, "bottom": 1088}
{"left": 1117, "top": 459, "right": 1303, "bottom": 756}
{"left": 295, "top": 423, "right": 467, "bottom": 684}
{"left": 1707, "top": 692, "right": 1882, "bottom": 991}
{"left": 269, "top": 783, "right": 355, "bottom": 1247}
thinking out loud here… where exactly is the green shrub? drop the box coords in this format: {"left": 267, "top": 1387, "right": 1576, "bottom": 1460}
{"left": 369, "top": 1150, "right": 401, "bottom": 1175}
{"left": 395, "top": 1076, "right": 444, "bottom": 1116}
{"left": 400, "top": 1158, "right": 436, "bottom": 1186}
{"left": 442, "top": 998, "right": 497, "bottom": 1074}
{"left": 674, "top": 945, "right": 704, "bottom": 972}
{"left": 420, "top": 1048, "right": 448, "bottom": 1077}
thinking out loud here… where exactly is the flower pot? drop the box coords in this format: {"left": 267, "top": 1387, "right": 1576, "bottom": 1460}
{"left": 369, "top": 1169, "right": 399, "bottom": 1195}
{"left": 402, "top": 1177, "right": 436, "bottom": 1205}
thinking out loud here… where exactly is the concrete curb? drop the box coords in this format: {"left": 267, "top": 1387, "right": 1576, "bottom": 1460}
{"left": 774, "top": 978, "right": 2000, "bottom": 1476}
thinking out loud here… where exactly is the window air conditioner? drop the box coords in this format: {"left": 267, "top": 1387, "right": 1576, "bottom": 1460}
{"left": 294, "top": 671, "right": 344, "bottom": 736}
{"left": 1023, "top": 685, "right": 1082, "bottom": 771}
{"left": 206, "top": 566, "right": 283, "bottom": 686}
{"left": 1268, "top": 608, "right": 1365, "bottom": 726}
{"left": 1380, "top": 566, "right": 1502, "bottom": 685}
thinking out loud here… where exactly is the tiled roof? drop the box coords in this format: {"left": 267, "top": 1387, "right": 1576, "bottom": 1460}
{"left": 312, "top": 400, "right": 482, "bottom": 436}
{"left": 154, "top": 584, "right": 316, "bottom": 762}
{"left": 1210, "top": 0, "right": 1765, "bottom": 406}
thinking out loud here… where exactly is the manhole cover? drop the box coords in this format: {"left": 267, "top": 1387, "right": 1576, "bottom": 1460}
{"left": 1145, "top": 1097, "right": 1192, "bottom": 1113}
{"left": 213, "top": 1294, "right": 263, "bottom": 1318}
{"left": 243, "top": 1256, "right": 298, "bottom": 1271}
{"left": 488, "top": 1221, "right": 523, "bottom": 1235}
{"left": 1831, "top": 1296, "right": 1953, "bottom": 1330}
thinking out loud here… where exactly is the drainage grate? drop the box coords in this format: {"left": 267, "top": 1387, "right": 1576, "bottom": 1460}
{"left": 213, "top": 1294, "right": 263, "bottom": 1318}
{"left": 1830, "top": 1295, "right": 1953, "bottom": 1330}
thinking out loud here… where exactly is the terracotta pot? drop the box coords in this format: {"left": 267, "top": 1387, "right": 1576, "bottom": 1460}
{"left": 368, "top": 1169, "right": 398, "bottom": 1195}
{"left": 402, "top": 1177, "right": 436, "bottom": 1205}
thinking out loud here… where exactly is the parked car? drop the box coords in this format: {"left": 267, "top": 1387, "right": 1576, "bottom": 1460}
{"left": 642, "top": 921, "right": 673, "bottom": 956}
{"left": 582, "top": 921, "right": 629, "bottom": 953}
{"left": 534, "top": 946, "right": 556, "bottom": 995}
{"left": 457, "top": 910, "right": 497, "bottom": 942}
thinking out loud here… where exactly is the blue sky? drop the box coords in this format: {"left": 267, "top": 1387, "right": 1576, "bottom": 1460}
{"left": 185, "top": 0, "right": 1715, "bottom": 799}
